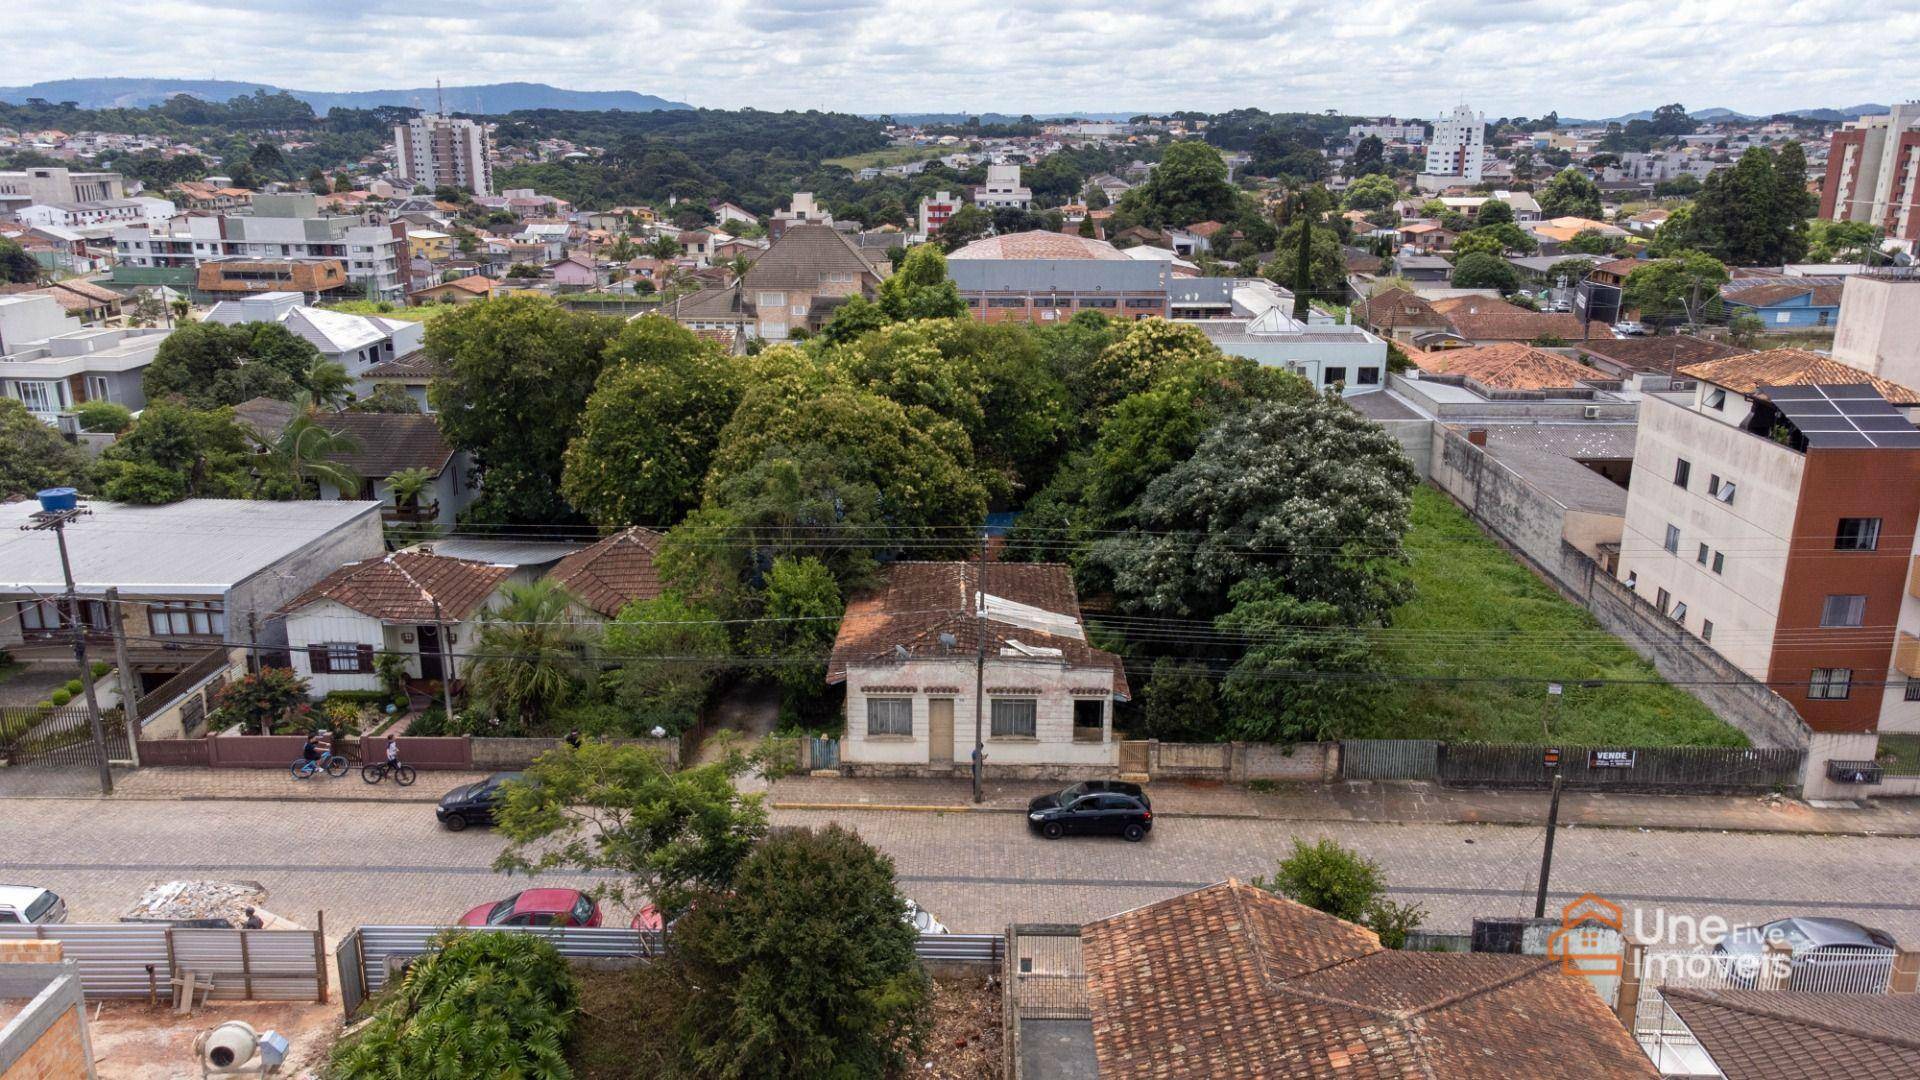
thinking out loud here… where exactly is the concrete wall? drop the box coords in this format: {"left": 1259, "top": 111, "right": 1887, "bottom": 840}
{"left": 1430, "top": 427, "right": 1573, "bottom": 574}
{"left": 0, "top": 963, "right": 94, "bottom": 1080}
{"left": 1833, "top": 275, "right": 1920, "bottom": 390}
{"left": 1801, "top": 731, "right": 1882, "bottom": 800}
{"left": 227, "top": 506, "right": 384, "bottom": 651}
{"left": 1373, "top": 417, "right": 1435, "bottom": 477}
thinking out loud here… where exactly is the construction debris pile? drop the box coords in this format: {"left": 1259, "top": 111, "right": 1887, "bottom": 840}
{"left": 123, "top": 881, "right": 289, "bottom": 927}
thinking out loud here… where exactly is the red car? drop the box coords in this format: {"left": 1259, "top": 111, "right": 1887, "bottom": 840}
{"left": 458, "top": 888, "right": 602, "bottom": 928}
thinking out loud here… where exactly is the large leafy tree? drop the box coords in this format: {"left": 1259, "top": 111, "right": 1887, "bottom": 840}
{"left": 875, "top": 244, "right": 967, "bottom": 321}
{"left": 672, "top": 825, "right": 930, "bottom": 1080}
{"left": 141, "top": 321, "right": 324, "bottom": 408}
{"left": 1623, "top": 251, "right": 1729, "bottom": 324}
{"left": 91, "top": 402, "right": 253, "bottom": 504}
{"left": 742, "top": 555, "right": 843, "bottom": 717}
{"left": 1261, "top": 219, "right": 1345, "bottom": 301}
{"left": 1086, "top": 394, "right": 1418, "bottom": 625}
{"left": 1537, "top": 167, "right": 1603, "bottom": 219}
{"left": 1449, "top": 251, "right": 1520, "bottom": 292}
{"left": 0, "top": 398, "right": 88, "bottom": 498}
{"left": 1686, "top": 145, "right": 1815, "bottom": 265}
{"left": 603, "top": 594, "right": 735, "bottom": 733}
{"left": 1214, "top": 580, "right": 1381, "bottom": 743}
{"left": 466, "top": 579, "right": 588, "bottom": 734}
{"left": 0, "top": 238, "right": 40, "bottom": 284}
{"left": 427, "top": 294, "right": 620, "bottom": 524}
{"left": 252, "top": 396, "right": 360, "bottom": 499}
{"left": 562, "top": 317, "right": 743, "bottom": 528}
{"left": 1342, "top": 174, "right": 1398, "bottom": 211}
{"left": 1119, "top": 140, "right": 1238, "bottom": 227}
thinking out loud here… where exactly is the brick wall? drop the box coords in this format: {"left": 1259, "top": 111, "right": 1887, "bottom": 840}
{"left": 0, "top": 966, "right": 93, "bottom": 1080}
{"left": 0, "top": 942, "right": 60, "bottom": 963}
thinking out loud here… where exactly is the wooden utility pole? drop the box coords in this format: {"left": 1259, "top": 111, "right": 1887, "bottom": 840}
{"left": 1533, "top": 771, "right": 1565, "bottom": 918}
{"left": 106, "top": 587, "right": 141, "bottom": 767}
{"left": 971, "top": 529, "right": 987, "bottom": 805}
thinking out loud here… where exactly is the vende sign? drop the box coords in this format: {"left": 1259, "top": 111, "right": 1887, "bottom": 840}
{"left": 1588, "top": 749, "right": 1637, "bottom": 769}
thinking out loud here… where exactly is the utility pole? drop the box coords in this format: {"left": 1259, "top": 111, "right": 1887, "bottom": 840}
{"left": 971, "top": 528, "right": 987, "bottom": 805}
{"left": 1533, "top": 770, "right": 1565, "bottom": 918}
{"left": 21, "top": 491, "right": 113, "bottom": 794}
{"left": 432, "top": 598, "right": 456, "bottom": 724}
{"left": 106, "top": 587, "right": 141, "bottom": 768}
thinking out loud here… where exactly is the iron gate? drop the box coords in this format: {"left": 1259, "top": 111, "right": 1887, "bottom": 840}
{"left": 0, "top": 703, "right": 129, "bottom": 767}
{"left": 809, "top": 736, "right": 839, "bottom": 769}
{"left": 1339, "top": 739, "right": 1439, "bottom": 780}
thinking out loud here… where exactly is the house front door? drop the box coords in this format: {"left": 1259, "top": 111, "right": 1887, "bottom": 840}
{"left": 928, "top": 698, "right": 955, "bottom": 764}
{"left": 416, "top": 625, "right": 445, "bottom": 683}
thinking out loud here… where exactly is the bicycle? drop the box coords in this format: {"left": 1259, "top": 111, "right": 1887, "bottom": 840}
{"left": 289, "top": 750, "right": 350, "bottom": 780}
{"left": 361, "top": 760, "right": 417, "bottom": 786}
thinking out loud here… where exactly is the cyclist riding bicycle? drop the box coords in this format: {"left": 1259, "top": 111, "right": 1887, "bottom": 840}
{"left": 301, "top": 733, "right": 321, "bottom": 764}
{"left": 385, "top": 738, "right": 400, "bottom": 769}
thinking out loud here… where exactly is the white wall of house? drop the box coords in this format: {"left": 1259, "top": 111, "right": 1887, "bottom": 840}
{"left": 841, "top": 657, "right": 1118, "bottom": 767}
{"left": 285, "top": 599, "right": 386, "bottom": 695}
{"left": 1615, "top": 392, "right": 1805, "bottom": 680}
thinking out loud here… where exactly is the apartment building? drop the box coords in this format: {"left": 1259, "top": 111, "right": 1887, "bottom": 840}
{"left": 1348, "top": 121, "right": 1426, "bottom": 143}
{"left": 0, "top": 166, "right": 126, "bottom": 216}
{"left": 946, "top": 231, "right": 1171, "bottom": 324}
{"left": 0, "top": 294, "right": 167, "bottom": 420}
{"left": 1615, "top": 350, "right": 1920, "bottom": 792}
{"left": 393, "top": 113, "right": 494, "bottom": 195}
{"left": 1819, "top": 102, "right": 1920, "bottom": 243}
{"left": 113, "top": 193, "right": 407, "bottom": 302}
{"left": 1418, "top": 104, "right": 1485, "bottom": 192}
{"left": 916, "top": 190, "right": 961, "bottom": 238}
{"left": 14, "top": 197, "right": 172, "bottom": 229}
{"left": 973, "top": 164, "right": 1032, "bottom": 210}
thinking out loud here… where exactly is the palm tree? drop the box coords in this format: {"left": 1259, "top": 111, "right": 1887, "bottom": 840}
{"left": 255, "top": 393, "right": 361, "bottom": 499}
{"left": 466, "top": 580, "right": 588, "bottom": 733}
{"left": 307, "top": 359, "right": 353, "bottom": 411}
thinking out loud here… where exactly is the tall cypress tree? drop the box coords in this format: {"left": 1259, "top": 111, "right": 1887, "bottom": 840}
{"left": 1292, "top": 194, "right": 1313, "bottom": 322}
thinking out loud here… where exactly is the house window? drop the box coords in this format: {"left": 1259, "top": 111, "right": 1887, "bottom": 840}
{"left": 85, "top": 375, "right": 111, "bottom": 402}
{"left": 756, "top": 292, "right": 784, "bottom": 308}
{"left": 1124, "top": 298, "right": 1160, "bottom": 309}
{"left": 1820, "top": 595, "right": 1866, "bottom": 628}
{"left": 1324, "top": 367, "right": 1347, "bottom": 386}
{"left": 308, "top": 641, "right": 373, "bottom": 674}
{"left": 17, "top": 599, "right": 109, "bottom": 634}
{"left": 1355, "top": 367, "right": 1380, "bottom": 385}
{"left": 865, "top": 697, "right": 912, "bottom": 737}
{"left": 147, "top": 600, "right": 226, "bottom": 636}
{"left": 1672, "top": 458, "right": 1691, "bottom": 487}
{"left": 990, "top": 698, "right": 1038, "bottom": 738}
{"left": 1664, "top": 524, "right": 1680, "bottom": 554}
{"left": 1707, "top": 475, "right": 1721, "bottom": 496}
{"left": 1808, "top": 668, "right": 1852, "bottom": 700}
{"left": 1836, "top": 518, "right": 1881, "bottom": 551}
{"left": 1702, "top": 619, "right": 1714, "bottom": 642}
{"left": 1625, "top": 571, "right": 1638, "bottom": 590}
{"left": 1670, "top": 601, "right": 1688, "bottom": 623}
{"left": 1715, "top": 481, "right": 1736, "bottom": 504}
{"left": 1655, "top": 587, "right": 1671, "bottom": 614}
{"left": 1696, "top": 543, "right": 1709, "bottom": 565}
{"left": 987, "top": 297, "right": 1027, "bottom": 308}
{"left": 1073, "top": 699, "right": 1105, "bottom": 743}
{"left": 1079, "top": 297, "right": 1117, "bottom": 309}
{"left": 1711, "top": 551, "right": 1724, "bottom": 574}
{"left": 15, "top": 380, "right": 60, "bottom": 413}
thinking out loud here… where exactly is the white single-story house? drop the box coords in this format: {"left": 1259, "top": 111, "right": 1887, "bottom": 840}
{"left": 827, "top": 561, "right": 1130, "bottom": 772}
{"left": 279, "top": 552, "right": 513, "bottom": 696}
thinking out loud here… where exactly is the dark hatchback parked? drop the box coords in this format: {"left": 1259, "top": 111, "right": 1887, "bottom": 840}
{"left": 436, "top": 772, "right": 523, "bottom": 831}
{"left": 1027, "top": 784, "right": 1153, "bottom": 841}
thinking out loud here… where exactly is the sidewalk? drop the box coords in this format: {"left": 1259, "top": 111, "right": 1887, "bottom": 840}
{"left": 0, "top": 765, "right": 489, "bottom": 802}
{"left": 766, "top": 775, "right": 1920, "bottom": 838}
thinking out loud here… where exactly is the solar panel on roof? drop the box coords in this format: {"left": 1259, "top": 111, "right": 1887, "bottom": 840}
{"left": 1760, "top": 384, "right": 1920, "bottom": 449}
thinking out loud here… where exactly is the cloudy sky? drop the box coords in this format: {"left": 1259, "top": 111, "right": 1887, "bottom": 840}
{"left": 8, "top": 0, "right": 1916, "bottom": 118}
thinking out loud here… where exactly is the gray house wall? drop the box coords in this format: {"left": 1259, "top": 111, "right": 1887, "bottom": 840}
{"left": 226, "top": 505, "right": 385, "bottom": 651}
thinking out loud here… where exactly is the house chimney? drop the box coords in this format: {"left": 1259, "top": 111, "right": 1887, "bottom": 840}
{"left": 1467, "top": 429, "right": 1488, "bottom": 447}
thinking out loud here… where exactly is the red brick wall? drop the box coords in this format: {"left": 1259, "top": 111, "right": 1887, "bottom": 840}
{"left": 1820, "top": 129, "right": 1867, "bottom": 221}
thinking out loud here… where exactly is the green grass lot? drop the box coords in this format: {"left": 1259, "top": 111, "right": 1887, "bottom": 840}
{"left": 822, "top": 144, "right": 946, "bottom": 172}
{"left": 1355, "top": 487, "right": 1747, "bottom": 747}
{"left": 319, "top": 300, "right": 456, "bottom": 323}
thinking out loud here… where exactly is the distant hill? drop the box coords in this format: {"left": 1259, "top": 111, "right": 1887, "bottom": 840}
{"left": 879, "top": 112, "right": 1144, "bottom": 125}
{"left": 0, "top": 78, "right": 691, "bottom": 114}
{"left": 1585, "top": 103, "right": 1889, "bottom": 125}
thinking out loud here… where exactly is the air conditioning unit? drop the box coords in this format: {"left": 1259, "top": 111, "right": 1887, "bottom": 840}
{"left": 1582, "top": 406, "right": 1601, "bottom": 419}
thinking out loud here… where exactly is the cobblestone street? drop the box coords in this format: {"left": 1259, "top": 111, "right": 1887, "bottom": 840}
{"left": 4, "top": 793, "right": 1920, "bottom": 944}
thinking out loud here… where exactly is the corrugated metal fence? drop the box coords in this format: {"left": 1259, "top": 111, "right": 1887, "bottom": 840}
{"left": 0, "top": 924, "right": 326, "bottom": 1003}
{"left": 1340, "top": 739, "right": 1440, "bottom": 780}
{"left": 1339, "top": 740, "right": 1804, "bottom": 792}
{"left": 337, "top": 924, "right": 1004, "bottom": 1017}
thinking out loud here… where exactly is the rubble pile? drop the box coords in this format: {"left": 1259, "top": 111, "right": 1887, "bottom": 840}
{"left": 124, "top": 880, "right": 275, "bottom": 925}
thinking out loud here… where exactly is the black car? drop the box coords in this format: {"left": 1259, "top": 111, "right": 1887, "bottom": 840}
{"left": 1027, "top": 786, "right": 1153, "bottom": 841}
{"left": 437, "top": 772, "right": 523, "bottom": 831}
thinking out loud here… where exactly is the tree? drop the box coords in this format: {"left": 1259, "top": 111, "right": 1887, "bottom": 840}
{"left": 1261, "top": 220, "right": 1344, "bottom": 302}
{"left": 493, "top": 740, "right": 768, "bottom": 917}
{"left": 1291, "top": 197, "right": 1314, "bottom": 321}
{"left": 875, "top": 244, "right": 967, "bottom": 321}
{"left": 0, "top": 238, "right": 40, "bottom": 284}
{"left": 1350, "top": 135, "right": 1386, "bottom": 176}
{"left": 1119, "top": 140, "right": 1238, "bottom": 227}
{"left": 742, "top": 555, "right": 843, "bottom": 720}
{"left": 252, "top": 396, "right": 360, "bottom": 498}
{"left": 561, "top": 317, "right": 743, "bottom": 527}
{"left": 304, "top": 167, "right": 329, "bottom": 192}
{"left": 1476, "top": 199, "right": 1515, "bottom": 226}
{"left": 1537, "top": 167, "right": 1603, "bottom": 219}
{"left": 1141, "top": 658, "right": 1221, "bottom": 741}
{"left": 348, "top": 384, "right": 421, "bottom": 413}
{"left": 1562, "top": 228, "right": 1622, "bottom": 255}
{"left": 466, "top": 579, "right": 587, "bottom": 734}
{"left": 1455, "top": 221, "right": 1536, "bottom": 257}
{"left": 91, "top": 402, "right": 253, "bottom": 504}
{"left": 1449, "top": 251, "right": 1520, "bottom": 292}
{"left": 1546, "top": 258, "right": 1598, "bottom": 290}
{"left": 1254, "top": 838, "right": 1426, "bottom": 949}
{"left": 210, "top": 666, "right": 311, "bottom": 736}
{"left": 305, "top": 359, "right": 352, "bottom": 411}
{"left": 672, "top": 825, "right": 930, "bottom": 1079}
{"left": 816, "top": 293, "right": 887, "bottom": 345}
{"left": 74, "top": 400, "right": 133, "bottom": 434}
{"left": 1806, "top": 218, "right": 1883, "bottom": 264}
{"left": 1214, "top": 580, "right": 1381, "bottom": 743}
{"left": 604, "top": 594, "right": 734, "bottom": 733}
{"left": 1087, "top": 394, "right": 1418, "bottom": 625}
{"left": 936, "top": 205, "right": 993, "bottom": 252}
{"left": 427, "top": 294, "right": 619, "bottom": 524}
{"left": 1342, "top": 174, "right": 1398, "bottom": 212}
{"left": 1686, "top": 146, "right": 1814, "bottom": 265}
{"left": 1623, "top": 251, "right": 1729, "bottom": 325}
{"left": 142, "top": 321, "right": 324, "bottom": 409}
{"left": 1728, "top": 313, "right": 1766, "bottom": 348}
{"left": 245, "top": 141, "right": 289, "bottom": 181}
{"left": 0, "top": 398, "right": 87, "bottom": 498}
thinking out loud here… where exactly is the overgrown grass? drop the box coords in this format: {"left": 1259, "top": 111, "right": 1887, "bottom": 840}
{"left": 822, "top": 145, "right": 945, "bottom": 171}
{"left": 1357, "top": 487, "right": 1746, "bottom": 747}
{"left": 319, "top": 300, "right": 456, "bottom": 323}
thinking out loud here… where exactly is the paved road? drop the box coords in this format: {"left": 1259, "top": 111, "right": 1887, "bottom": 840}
{"left": 5, "top": 798, "right": 1920, "bottom": 943}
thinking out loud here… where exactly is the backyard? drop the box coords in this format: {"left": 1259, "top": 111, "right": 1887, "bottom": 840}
{"left": 1357, "top": 487, "right": 1746, "bottom": 747}
{"left": 822, "top": 144, "right": 947, "bottom": 172}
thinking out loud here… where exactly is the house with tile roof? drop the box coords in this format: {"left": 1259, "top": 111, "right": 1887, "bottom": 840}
{"left": 280, "top": 552, "right": 515, "bottom": 695}
{"left": 1353, "top": 286, "right": 1450, "bottom": 343}
{"left": 1062, "top": 880, "right": 1656, "bottom": 1078}
{"left": 359, "top": 349, "right": 440, "bottom": 412}
{"left": 545, "top": 527, "right": 666, "bottom": 621}
{"left": 1648, "top": 988, "right": 1920, "bottom": 1079}
{"left": 1442, "top": 305, "right": 1589, "bottom": 346}
{"left": 229, "top": 401, "right": 472, "bottom": 526}
{"left": 664, "top": 224, "right": 886, "bottom": 342}
{"left": 1571, "top": 334, "right": 1745, "bottom": 383}
{"left": 946, "top": 230, "right": 1171, "bottom": 325}
{"left": 1719, "top": 279, "right": 1844, "bottom": 331}
{"left": 828, "top": 561, "right": 1129, "bottom": 773}
{"left": 1411, "top": 342, "right": 1602, "bottom": 391}
{"left": 411, "top": 274, "right": 496, "bottom": 306}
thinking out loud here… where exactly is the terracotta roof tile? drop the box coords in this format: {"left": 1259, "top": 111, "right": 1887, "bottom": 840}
{"left": 1354, "top": 287, "right": 1448, "bottom": 328}
{"left": 1573, "top": 335, "right": 1744, "bottom": 373}
{"left": 1445, "top": 309, "right": 1588, "bottom": 342}
{"left": 741, "top": 224, "right": 883, "bottom": 290}
{"left": 362, "top": 349, "right": 440, "bottom": 381}
{"left": 545, "top": 527, "right": 666, "bottom": 618}
{"left": 1414, "top": 342, "right": 1598, "bottom": 390}
{"left": 315, "top": 412, "right": 454, "bottom": 477}
{"left": 1722, "top": 281, "right": 1844, "bottom": 308}
{"left": 1660, "top": 989, "right": 1920, "bottom": 1080}
{"left": 1082, "top": 881, "right": 1655, "bottom": 1079}
{"left": 1679, "top": 348, "right": 1920, "bottom": 406}
{"left": 948, "top": 230, "right": 1129, "bottom": 261}
{"left": 280, "top": 552, "right": 512, "bottom": 623}
{"left": 1429, "top": 295, "right": 1531, "bottom": 317}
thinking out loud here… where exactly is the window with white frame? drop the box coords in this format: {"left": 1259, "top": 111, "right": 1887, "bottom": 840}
{"left": 147, "top": 600, "right": 226, "bottom": 636}
{"left": 990, "top": 698, "right": 1038, "bottom": 738}
{"left": 15, "top": 381, "right": 60, "bottom": 413}
{"left": 17, "top": 598, "right": 109, "bottom": 634}
{"left": 866, "top": 697, "right": 912, "bottom": 737}
{"left": 1808, "top": 668, "right": 1852, "bottom": 700}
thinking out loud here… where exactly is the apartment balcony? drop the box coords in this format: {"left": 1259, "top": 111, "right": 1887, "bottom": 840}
{"left": 1894, "top": 632, "right": 1920, "bottom": 679}
{"left": 381, "top": 500, "right": 439, "bottom": 525}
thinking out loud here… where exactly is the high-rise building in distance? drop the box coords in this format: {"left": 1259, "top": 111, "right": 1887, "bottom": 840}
{"left": 393, "top": 113, "right": 493, "bottom": 196}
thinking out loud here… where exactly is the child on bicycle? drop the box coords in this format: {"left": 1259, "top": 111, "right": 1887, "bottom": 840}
{"left": 385, "top": 738, "right": 400, "bottom": 771}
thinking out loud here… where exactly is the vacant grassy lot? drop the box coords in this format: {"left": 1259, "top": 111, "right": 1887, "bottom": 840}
{"left": 823, "top": 144, "right": 946, "bottom": 171}
{"left": 319, "top": 299, "right": 454, "bottom": 323}
{"left": 1357, "top": 487, "right": 1746, "bottom": 747}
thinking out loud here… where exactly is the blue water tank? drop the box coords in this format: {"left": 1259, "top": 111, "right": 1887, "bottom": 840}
{"left": 35, "top": 487, "right": 78, "bottom": 513}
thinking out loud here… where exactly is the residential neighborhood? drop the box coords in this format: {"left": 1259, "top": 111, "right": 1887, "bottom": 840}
{"left": 2, "top": 11, "right": 1920, "bottom": 1080}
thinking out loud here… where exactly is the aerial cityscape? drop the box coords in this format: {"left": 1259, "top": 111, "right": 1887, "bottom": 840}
{"left": 2, "top": 3, "right": 1920, "bottom": 1077}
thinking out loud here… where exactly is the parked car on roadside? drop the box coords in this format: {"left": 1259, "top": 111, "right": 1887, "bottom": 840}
{"left": 1035, "top": 780, "right": 1151, "bottom": 810}
{"left": 1714, "top": 917, "right": 1897, "bottom": 990}
{"left": 1027, "top": 788, "right": 1153, "bottom": 841}
{"left": 459, "top": 888, "right": 601, "bottom": 929}
{"left": 0, "top": 885, "right": 66, "bottom": 925}
{"left": 436, "top": 772, "right": 523, "bottom": 831}
{"left": 1612, "top": 320, "right": 1648, "bottom": 336}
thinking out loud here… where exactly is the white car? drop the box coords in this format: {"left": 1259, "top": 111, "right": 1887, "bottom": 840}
{"left": 903, "top": 898, "right": 947, "bottom": 935}
{"left": 1612, "top": 321, "right": 1649, "bottom": 336}
{"left": 0, "top": 885, "right": 67, "bottom": 926}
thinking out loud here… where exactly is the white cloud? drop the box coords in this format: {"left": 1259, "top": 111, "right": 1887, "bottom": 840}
{"left": 6, "top": 0, "right": 1916, "bottom": 117}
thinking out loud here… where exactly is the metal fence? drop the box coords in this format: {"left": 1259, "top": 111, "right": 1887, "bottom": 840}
{"left": 337, "top": 924, "right": 1003, "bottom": 1017}
{"left": 1632, "top": 945, "right": 1898, "bottom": 1042}
{"left": 1440, "top": 743, "right": 1804, "bottom": 792}
{"left": 0, "top": 924, "right": 326, "bottom": 1003}
{"left": 0, "top": 703, "right": 129, "bottom": 768}
{"left": 1340, "top": 739, "right": 1440, "bottom": 780}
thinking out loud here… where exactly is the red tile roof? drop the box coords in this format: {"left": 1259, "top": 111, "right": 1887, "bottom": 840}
{"left": 1445, "top": 309, "right": 1588, "bottom": 343}
{"left": 1679, "top": 348, "right": 1920, "bottom": 406}
{"left": 280, "top": 552, "right": 511, "bottom": 623}
{"left": 1083, "top": 881, "right": 1656, "bottom": 1079}
{"left": 545, "top": 527, "right": 666, "bottom": 618}
{"left": 1660, "top": 989, "right": 1920, "bottom": 1079}
{"left": 827, "top": 561, "right": 1127, "bottom": 696}
{"left": 1354, "top": 287, "right": 1447, "bottom": 328}
{"left": 1414, "top": 342, "right": 1599, "bottom": 390}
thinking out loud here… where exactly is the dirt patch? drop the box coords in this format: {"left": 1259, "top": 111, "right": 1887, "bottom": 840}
{"left": 913, "top": 975, "right": 1003, "bottom": 1079}
{"left": 85, "top": 999, "right": 341, "bottom": 1080}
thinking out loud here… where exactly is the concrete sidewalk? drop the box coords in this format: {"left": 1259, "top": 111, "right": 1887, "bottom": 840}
{"left": 0, "top": 764, "right": 489, "bottom": 802}
{"left": 767, "top": 775, "right": 1920, "bottom": 838}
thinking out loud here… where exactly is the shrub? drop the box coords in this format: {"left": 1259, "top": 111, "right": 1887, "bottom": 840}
{"left": 74, "top": 400, "right": 133, "bottom": 434}
{"left": 90, "top": 660, "right": 109, "bottom": 677}
{"left": 49, "top": 688, "right": 72, "bottom": 707}
{"left": 64, "top": 679, "right": 82, "bottom": 695}
{"left": 328, "top": 931, "right": 576, "bottom": 1078}
{"left": 210, "top": 667, "right": 311, "bottom": 735}
{"left": 1254, "top": 838, "right": 1425, "bottom": 946}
